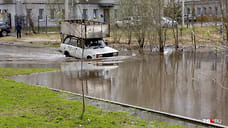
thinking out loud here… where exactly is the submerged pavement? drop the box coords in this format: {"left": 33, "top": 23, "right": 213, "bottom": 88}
{"left": 0, "top": 43, "right": 228, "bottom": 127}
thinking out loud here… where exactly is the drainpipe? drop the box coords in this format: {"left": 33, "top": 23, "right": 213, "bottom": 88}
{"left": 65, "top": 0, "right": 69, "bottom": 20}
{"left": 182, "top": 0, "right": 185, "bottom": 27}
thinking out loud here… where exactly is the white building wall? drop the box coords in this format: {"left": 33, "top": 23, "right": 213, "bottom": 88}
{"left": 1, "top": 0, "right": 115, "bottom": 28}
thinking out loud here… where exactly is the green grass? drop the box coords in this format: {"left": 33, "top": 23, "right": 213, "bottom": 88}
{"left": 109, "top": 25, "right": 223, "bottom": 45}
{"left": 0, "top": 67, "right": 188, "bottom": 127}
{"left": 0, "top": 67, "right": 58, "bottom": 78}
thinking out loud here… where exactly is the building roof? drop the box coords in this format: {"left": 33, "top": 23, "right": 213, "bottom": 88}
{"left": 19, "top": 0, "right": 115, "bottom": 4}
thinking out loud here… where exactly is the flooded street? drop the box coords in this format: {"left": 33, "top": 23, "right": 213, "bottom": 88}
{"left": 1, "top": 44, "right": 228, "bottom": 126}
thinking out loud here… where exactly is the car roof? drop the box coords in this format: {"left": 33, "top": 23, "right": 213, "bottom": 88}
{"left": 65, "top": 35, "right": 102, "bottom": 40}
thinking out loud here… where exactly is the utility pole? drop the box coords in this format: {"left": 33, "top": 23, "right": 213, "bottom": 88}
{"left": 182, "top": 0, "right": 185, "bottom": 26}
{"left": 65, "top": 0, "right": 69, "bottom": 20}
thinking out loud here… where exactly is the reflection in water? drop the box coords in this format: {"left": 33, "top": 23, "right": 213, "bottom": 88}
{"left": 12, "top": 50, "right": 228, "bottom": 126}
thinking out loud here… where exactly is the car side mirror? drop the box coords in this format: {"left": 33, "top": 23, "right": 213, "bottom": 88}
{"left": 105, "top": 42, "right": 108, "bottom": 46}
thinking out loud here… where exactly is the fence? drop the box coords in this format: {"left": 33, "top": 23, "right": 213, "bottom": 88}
{"left": 15, "top": 15, "right": 60, "bottom": 34}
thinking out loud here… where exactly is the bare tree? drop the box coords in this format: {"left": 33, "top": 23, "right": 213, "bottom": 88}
{"left": 24, "top": 0, "right": 37, "bottom": 33}
{"left": 170, "top": 0, "right": 180, "bottom": 50}
{"left": 117, "top": 0, "right": 166, "bottom": 50}
{"left": 154, "top": 0, "right": 165, "bottom": 52}
{"left": 191, "top": 2, "right": 197, "bottom": 49}
{"left": 220, "top": 0, "right": 228, "bottom": 44}
{"left": 47, "top": 0, "right": 66, "bottom": 22}
{"left": 118, "top": 0, "right": 135, "bottom": 45}
{"left": 132, "top": 0, "right": 149, "bottom": 48}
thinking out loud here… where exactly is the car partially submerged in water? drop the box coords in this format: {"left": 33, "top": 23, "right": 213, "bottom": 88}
{"left": 60, "top": 20, "right": 118, "bottom": 59}
{"left": 60, "top": 36, "right": 118, "bottom": 59}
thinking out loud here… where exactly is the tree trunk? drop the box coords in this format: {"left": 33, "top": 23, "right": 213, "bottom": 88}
{"left": 28, "top": 16, "right": 37, "bottom": 34}
{"left": 158, "top": 0, "right": 164, "bottom": 53}
{"left": 24, "top": 4, "right": 37, "bottom": 34}
{"left": 226, "top": 25, "right": 228, "bottom": 44}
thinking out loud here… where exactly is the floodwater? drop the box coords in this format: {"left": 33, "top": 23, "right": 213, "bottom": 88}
{"left": 9, "top": 47, "right": 228, "bottom": 126}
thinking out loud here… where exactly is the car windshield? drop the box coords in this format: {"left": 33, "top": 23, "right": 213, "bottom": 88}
{"left": 85, "top": 39, "right": 106, "bottom": 49}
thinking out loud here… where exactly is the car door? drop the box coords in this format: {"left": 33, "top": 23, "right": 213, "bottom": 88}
{"left": 61, "top": 36, "right": 78, "bottom": 57}
{"left": 75, "top": 39, "right": 83, "bottom": 58}
{"left": 61, "top": 36, "right": 83, "bottom": 58}
{"left": 69, "top": 37, "right": 83, "bottom": 58}
{"left": 61, "top": 37, "right": 71, "bottom": 53}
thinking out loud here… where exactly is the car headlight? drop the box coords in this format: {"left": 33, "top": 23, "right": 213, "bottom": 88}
{"left": 113, "top": 52, "right": 118, "bottom": 56}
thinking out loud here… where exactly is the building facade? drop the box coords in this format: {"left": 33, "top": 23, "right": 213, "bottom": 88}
{"left": 184, "top": 0, "right": 221, "bottom": 17}
{"left": 164, "top": 0, "right": 221, "bottom": 19}
{"left": 0, "top": 0, "right": 116, "bottom": 27}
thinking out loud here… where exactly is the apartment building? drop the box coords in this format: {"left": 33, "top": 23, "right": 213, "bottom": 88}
{"left": 164, "top": 0, "right": 221, "bottom": 17}
{"left": 184, "top": 0, "right": 221, "bottom": 17}
{"left": 0, "top": 0, "right": 116, "bottom": 27}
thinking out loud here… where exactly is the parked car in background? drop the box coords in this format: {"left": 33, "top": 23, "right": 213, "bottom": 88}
{"left": 0, "top": 22, "right": 11, "bottom": 37}
{"left": 60, "top": 36, "right": 118, "bottom": 59}
{"left": 161, "top": 17, "right": 178, "bottom": 28}
{"left": 177, "top": 14, "right": 196, "bottom": 22}
{"left": 116, "top": 17, "right": 133, "bottom": 26}
{"left": 185, "top": 14, "right": 196, "bottom": 22}
{"left": 116, "top": 16, "right": 141, "bottom": 26}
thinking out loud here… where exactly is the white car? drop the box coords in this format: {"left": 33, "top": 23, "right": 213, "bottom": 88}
{"left": 161, "top": 17, "right": 178, "bottom": 28}
{"left": 60, "top": 36, "right": 118, "bottom": 59}
{"left": 115, "top": 17, "right": 141, "bottom": 27}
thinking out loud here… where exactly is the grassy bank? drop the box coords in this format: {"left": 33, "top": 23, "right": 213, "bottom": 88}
{"left": 0, "top": 67, "right": 187, "bottom": 128}
{"left": 0, "top": 25, "right": 224, "bottom": 49}
{"left": 109, "top": 25, "right": 223, "bottom": 46}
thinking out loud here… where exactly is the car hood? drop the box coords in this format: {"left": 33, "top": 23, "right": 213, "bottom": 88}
{"left": 85, "top": 46, "right": 118, "bottom": 54}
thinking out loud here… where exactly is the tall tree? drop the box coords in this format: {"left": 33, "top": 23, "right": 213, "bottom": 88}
{"left": 118, "top": 0, "right": 165, "bottom": 51}
{"left": 220, "top": 0, "right": 228, "bottom": 44}
{"left": 165, "top": 0, "right": 181, "bottom": 49}
{"left": 24, "top": 0, "right": 37, "bottom": 33}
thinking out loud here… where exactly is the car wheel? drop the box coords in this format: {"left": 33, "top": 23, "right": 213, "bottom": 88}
{"left": 1, "top": 31, "right": 8, "bottom": 37}
{"left": 87, "top": 56, "right": 92, "bottom": 59}
{"left": 164, "top": 23, "right": 168, "bottom": 28}
{"left": 64, "top": 51, "right": 70, "bottom": 57}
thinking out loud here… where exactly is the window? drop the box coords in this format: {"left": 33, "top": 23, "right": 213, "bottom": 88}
{"left": 192, "top": 8, "right": 196, "bottom": 16}
{"left": 197, "top": 8, "right": 201, "bottom": 16}
{"left": 77, "top": 39, "right": 82, "bottom": 48}
{"left": 27, "top": 9, "right": 32, "bottom": 16}
{"left": 209, "top": 7, "right": 212, "bottom": 16}
{"left": 215, "top": 7, "right": 218, "bottom": 16}
{"left": 62, "top": 9, "right": 65, "bottom": 19}
{"left": 114, "top": 9, "right": 118, "bottom": 19}
{"left": 50, "top": 9, "right": 55, "bottom": 19}
{"left": 64, "top": 37, "right": 81, "bottom": 47}
{"left": 187, "top": 8, "right": 190, "bottom": 14}
{"left": 70, "top": 37, "right": 78, "bottom": 46}
{"left": 83, "top": 9, "right": 88, "bottom": 20}
{"left": 64, "top": 37, "right": 71, "bottom": 44}
{"left": 203, "top": 7, "right": 207, "bottom": 16}
{"left": 39, "top": 9, "right": 44, "bottom": 19}
{"left": 93, "top": 9, "right": 98, "bottom": 19}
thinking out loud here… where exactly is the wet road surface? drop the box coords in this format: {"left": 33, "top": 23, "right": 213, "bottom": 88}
{"left": 1, "top": 44, "right": 228, "bottom": 126}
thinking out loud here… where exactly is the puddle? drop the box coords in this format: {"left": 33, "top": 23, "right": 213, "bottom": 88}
{"left": 10, "top": 49, "right": 228, "bottom": 126}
